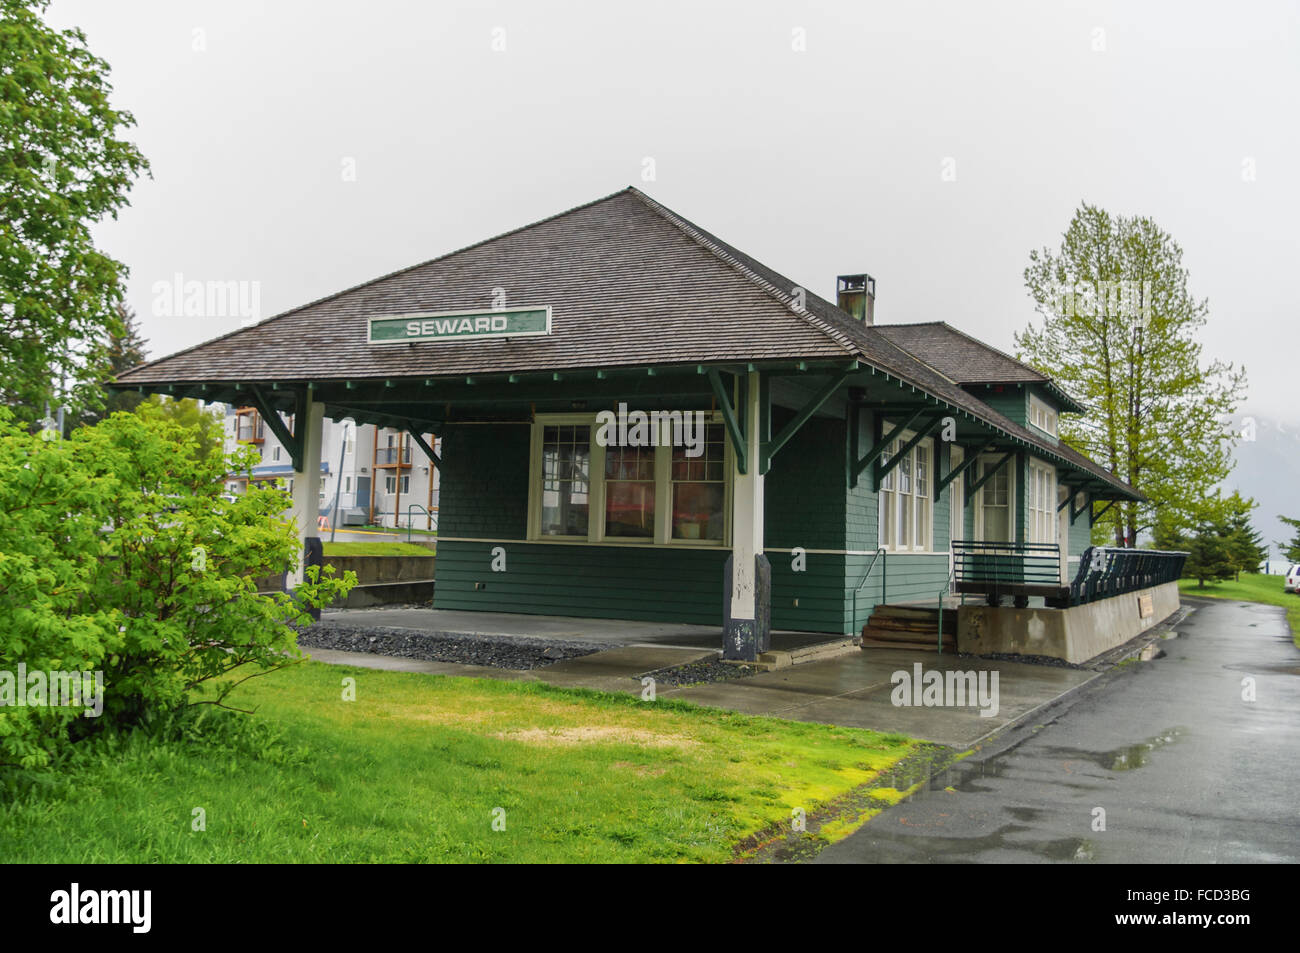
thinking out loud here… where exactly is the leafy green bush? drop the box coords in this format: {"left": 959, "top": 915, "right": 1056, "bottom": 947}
{"left": 0, "top": 410, "right": 354, "bottom": 768}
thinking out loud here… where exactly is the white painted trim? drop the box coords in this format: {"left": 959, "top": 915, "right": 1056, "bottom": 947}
{"left": 877, "top": 431, "right": 936, "bottom": 554}
{"left": 525, "top": 410, "right": 730, "bottom": 549}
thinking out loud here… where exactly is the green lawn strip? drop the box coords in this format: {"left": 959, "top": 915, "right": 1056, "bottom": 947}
{"left": 0, "top": 661, "right": 917, "bottom": 863}
{"left": 1178, "top": 574, "right": 1300, "bottom": 647}
{"left": 321, "top": 541, "right": 434, "bottom": 557}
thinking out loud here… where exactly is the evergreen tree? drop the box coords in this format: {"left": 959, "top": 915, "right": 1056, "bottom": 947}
{"left": 1183, "top": 522, "right": 1235, "bottom": 588}
{"left": 1278, "top": 516, "right": 1300, "bottom": 564}
{"left": 1222, "top": 491, "right": 1266, "bottom": 580}
{"left": 1017, "top": 204, "right": 1247, "bottom": 548}
{"left": 79, "top": 303, "right": 149, "bottom": 426}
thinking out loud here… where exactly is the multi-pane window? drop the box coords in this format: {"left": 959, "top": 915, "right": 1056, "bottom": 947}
{"left": 605, "top": 444, "right": 656, "bottom": 538}
{"left": 1030, "top": 396, "right": 1058, "bottom": 436}
{"left": 878, "top": 437, "right": 933, "bottom": 551}
{"left": 383, "top": 475, "right": 411, "bottom": 494}
{"left": 978, "top": 457, "right": 1011, "bottom": 541}
{"left": 540, "top": 425, "right": 591, "bottom": 537}
{"left": 530, "top": 415, "right": 726, "bottom": 545}
{"left": 671, "top": 424, "right": 725, "bottom": 541}
{"left": 1029, "top": 462, "right": 1056, "bottom": 544}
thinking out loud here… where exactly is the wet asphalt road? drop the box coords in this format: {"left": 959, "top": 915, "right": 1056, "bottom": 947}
{"left": 817, "top": 597, "right": 1300, "bottom": 863}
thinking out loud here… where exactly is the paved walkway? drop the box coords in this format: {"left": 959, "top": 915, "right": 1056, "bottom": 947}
{"left": 816, "top": 598, "right": 1300, "bottom": 863}
{"left": 305, "top": 613, "right": 1107, "bottom": 749}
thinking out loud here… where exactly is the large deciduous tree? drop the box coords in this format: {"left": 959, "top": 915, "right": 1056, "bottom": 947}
{"left": 1016, "top": 203, "right": 1246, "bottom": 547}
{"left": 0, "top": 0, "right": 149, "bottom": 425}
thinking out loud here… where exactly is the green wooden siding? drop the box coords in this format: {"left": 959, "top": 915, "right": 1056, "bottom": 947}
{"left": 431, "top": 398, "right": 1099, "bottom": 635}
{"left": 969, "top": 384, "right": 1028, "bottom": 426}
{"left": 437, "top": 423, "right": 530, "bottom": 539}
{"left": 435, "top": 539, "right": 729, "bottom": 623}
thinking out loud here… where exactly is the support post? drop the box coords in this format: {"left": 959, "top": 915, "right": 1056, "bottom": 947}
{"left": 723, "top": 370, "right": 769, "bottom": 661}
{"left": 288, "top": 391, "right": 325, "bottom": 588}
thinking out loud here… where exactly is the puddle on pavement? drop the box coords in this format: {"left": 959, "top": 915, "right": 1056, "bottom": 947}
{"left": 1096, "top": 727, "right": 1186, "bottom": 771}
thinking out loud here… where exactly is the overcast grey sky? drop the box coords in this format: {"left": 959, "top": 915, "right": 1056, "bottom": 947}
{"left": 48, "top": 0, "right": 1300, "bottom": 421}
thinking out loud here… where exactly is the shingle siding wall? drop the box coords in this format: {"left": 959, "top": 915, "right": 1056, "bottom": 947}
{"left": 974, "top": 387, "right": 1029, "bottom": 426}
{"left": 437, "top": 424, "right": 530, "bottom": 539}
{"left": 766, "top": 408, "right": 851, "bottom": 632}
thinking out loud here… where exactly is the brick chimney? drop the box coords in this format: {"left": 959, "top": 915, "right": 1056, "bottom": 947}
{"left": 837, "top": 274, "right": 875, "bottom": 325}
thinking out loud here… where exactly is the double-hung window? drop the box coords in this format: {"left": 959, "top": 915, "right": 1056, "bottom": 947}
{"left": 976, "top": 455, "right": 1012, "bottom": 542}
{"left": 1028, "top": 461, "right": 1057, "bottom": 544}
{"left": 878, "top": 435, "right": 933, "bottom": 551}
{"left": 529, "top": 414, "right": 728, "bottom": 546}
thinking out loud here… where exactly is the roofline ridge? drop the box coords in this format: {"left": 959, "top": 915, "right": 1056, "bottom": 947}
{"left": 624, "top": 188, "right": 863, "bottom": 359}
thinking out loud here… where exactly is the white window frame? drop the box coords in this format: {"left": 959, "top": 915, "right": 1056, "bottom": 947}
{"left": 1028, "top": 459, "right": 1057, "bottom": 545}
{"left": 973, "top": 453, "right": 1015, "bottom": 543}
{"left": 1029, "top": 394, "right": 1058, "bottom": 437}
{"left": 877, "top": 433, "right": 935, "bottom": 553}
{"left": 526, "top": 412, "right": 732, "bottom": 548}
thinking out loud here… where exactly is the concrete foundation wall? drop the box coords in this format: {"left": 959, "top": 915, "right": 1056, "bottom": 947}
{"left": 321, "top": 555, "right": 436, "bottom": 585}
{"left": 957, "top": 581, "right": 1180, "bottom": 664}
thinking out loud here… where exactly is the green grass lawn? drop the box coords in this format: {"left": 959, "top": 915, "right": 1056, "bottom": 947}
{"left": 322, "top": 541, "right": 434, "bottom": 557}
{"left": 0, "top": 662, "right": 920, "bottom": 863}
{"left": 1179, "top": 573, "right": 1300, "bottom": 647}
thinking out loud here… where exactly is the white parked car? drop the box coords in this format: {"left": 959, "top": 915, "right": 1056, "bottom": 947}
{"left": 1286, "top": 565, "right": 1300, "bottom": 594}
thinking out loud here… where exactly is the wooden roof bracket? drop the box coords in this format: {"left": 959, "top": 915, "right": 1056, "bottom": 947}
{"left": 759, "top": 364, "right": 854, "bottom": 475}
{"left": 851, "top": 406, "right": 929, "bottom": 489}
{"left": 248, "top": 384, "right": 305, "bottom": 472}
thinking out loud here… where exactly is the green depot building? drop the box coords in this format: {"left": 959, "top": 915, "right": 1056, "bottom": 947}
{"left": 115, "top": 187, "right": 1170, "bottom": 663}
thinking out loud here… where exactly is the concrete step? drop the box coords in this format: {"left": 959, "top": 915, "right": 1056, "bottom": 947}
{"left": 755, "top": 638, "right": 857, "bottom": 671}
{"left": 860, "top": 636, "right": 954, "bottom": 653}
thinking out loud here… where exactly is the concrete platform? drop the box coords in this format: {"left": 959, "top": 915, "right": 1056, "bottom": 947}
{"left": 663, "top": 649, "right": 1097, "bottom": 748}
{"left": 318, "top": 607, "right": 839, "bottom": 652}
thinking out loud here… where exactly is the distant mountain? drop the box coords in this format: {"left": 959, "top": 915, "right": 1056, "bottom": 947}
{"left": 1224, "top": 411, "right": 1300, "bottom": 569}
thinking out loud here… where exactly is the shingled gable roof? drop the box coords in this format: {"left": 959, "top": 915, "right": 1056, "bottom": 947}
{"left": 872, "top": 321, "right": 1086, "bottom": 413}
{"left": 114, "top": 186, "right": 1137, "bottom": 499}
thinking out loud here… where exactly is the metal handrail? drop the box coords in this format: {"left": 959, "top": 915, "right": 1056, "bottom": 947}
{"left": 404, "top": 504, "right": 438, "bottom": 542}
{"left": 1066, "top": 547, "right": 1187, "bottom": 606}
{"left": 851, "top": 547, "right": 886, "bottom": 637}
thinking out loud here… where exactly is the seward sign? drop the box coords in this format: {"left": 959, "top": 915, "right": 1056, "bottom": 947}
{"left": 368, "top": 306, "right": 551, "bottom": 344}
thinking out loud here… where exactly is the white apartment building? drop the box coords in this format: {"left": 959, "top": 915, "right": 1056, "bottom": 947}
{"left": 221, "top": 405, "right": 440, "bottom": 531}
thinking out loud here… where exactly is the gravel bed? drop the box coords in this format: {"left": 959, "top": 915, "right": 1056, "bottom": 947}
{"left": 642, "top": 657, "right": 759, "bottom": 688}
{"left": 297, "top": 622, "right": 614, "bottom": 670}
{"left": 957, "top": 651, "right": 1084, "bottom": 670}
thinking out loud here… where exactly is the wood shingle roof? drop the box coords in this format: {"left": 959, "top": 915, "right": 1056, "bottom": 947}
{"left": 115, "top": 186, "right": 1136, "bottom": 498}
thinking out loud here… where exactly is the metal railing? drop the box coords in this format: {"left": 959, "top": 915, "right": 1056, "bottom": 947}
{"left": 375, "top": 446, "right": 412, "bottom": 465}
{"left": 1062, "top": 547, "right": 1187, "bottom": 607}
{"left": 952, "top": 540, "right": 1062, "bottom": 599}
{"left": 851, "top": 548, "right": 886, "bottom": 637}
{"left": 405, "top": 504, "right": 438, "bottom": 542}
